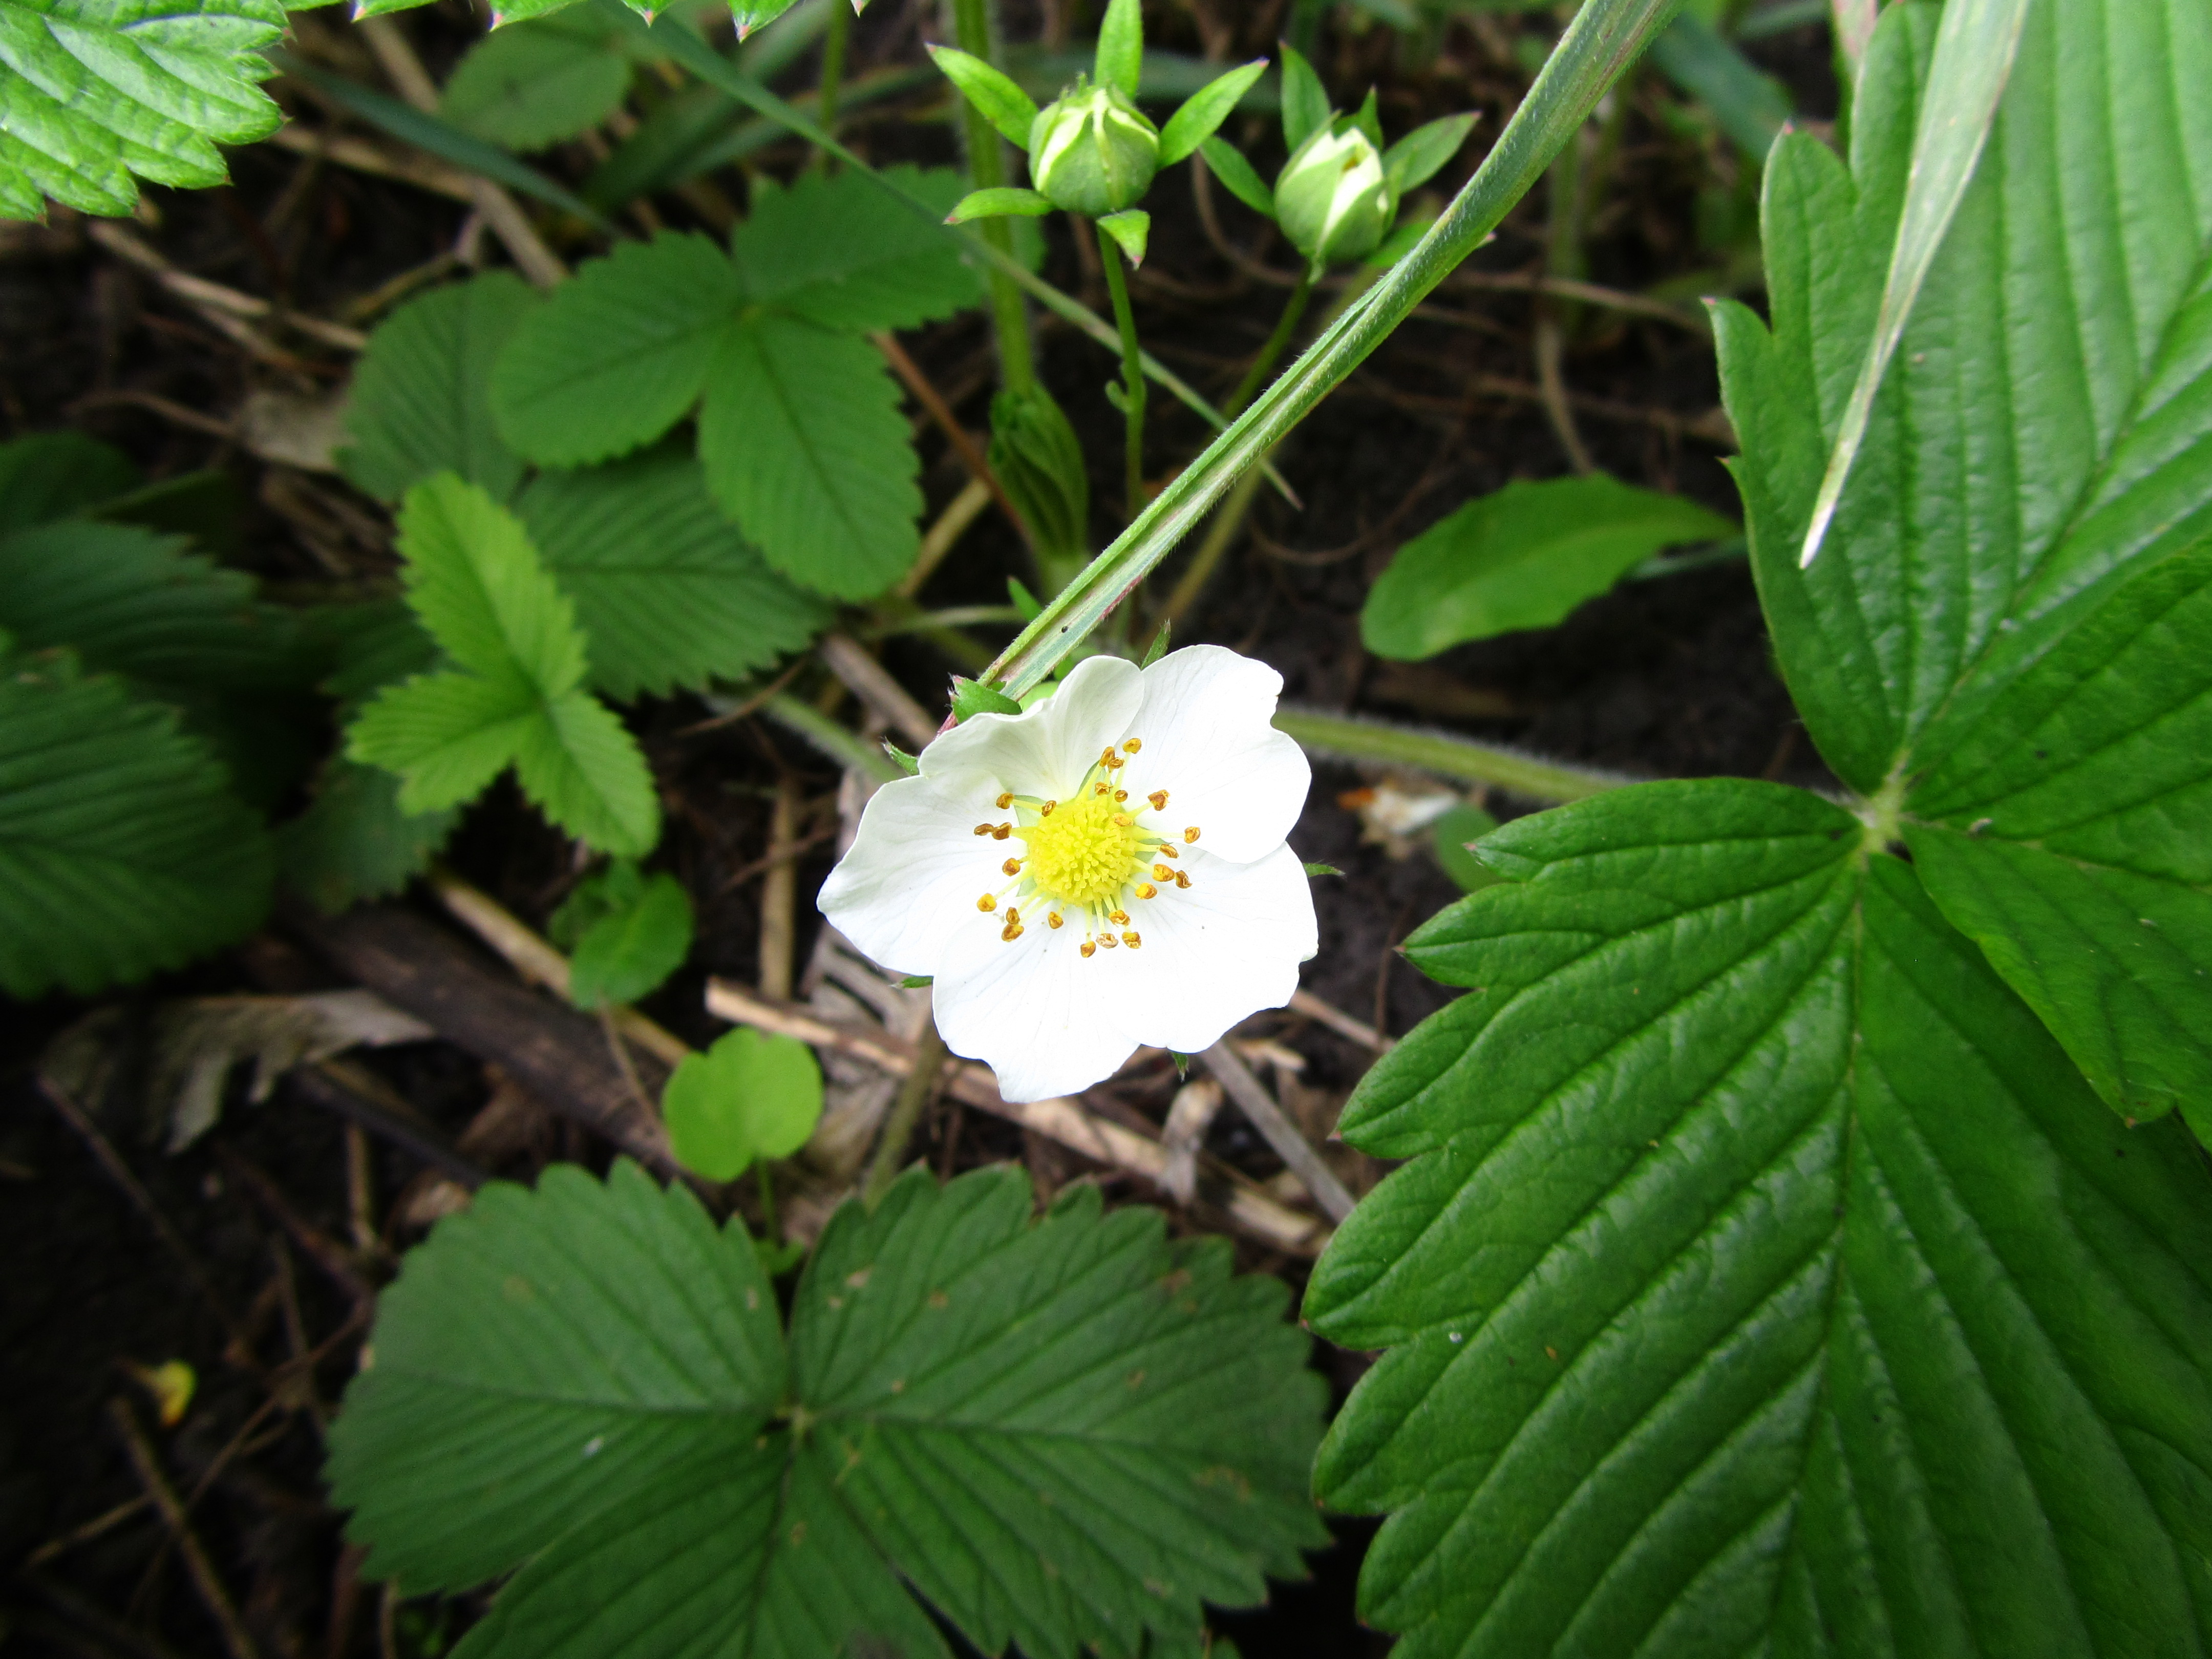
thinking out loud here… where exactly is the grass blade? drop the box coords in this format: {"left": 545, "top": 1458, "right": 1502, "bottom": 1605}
{"left": 1795, "top": 0, "right": 2031, "bottom": 568}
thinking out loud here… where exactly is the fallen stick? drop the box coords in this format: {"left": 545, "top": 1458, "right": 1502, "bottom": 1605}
{"left": 1201, "top": 1041, "right": 1357, "bottom": 1223}
{"left": 109, "top": 1399, "right": 262, "bottom": 1659}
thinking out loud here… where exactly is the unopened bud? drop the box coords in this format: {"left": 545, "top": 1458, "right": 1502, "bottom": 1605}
{"left": 1028, "top": 79, "right": 1160, "bottom": 217}
{"left": 1274, "top": 118, "right": 1393, "bottom": 268}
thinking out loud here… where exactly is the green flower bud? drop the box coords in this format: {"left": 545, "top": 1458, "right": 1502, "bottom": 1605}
{"left": 1027, "top": 79, "right": 1161, "bottom": 218}
{"left": 1273, "top": 118, "right": 1393, "bottom": 268}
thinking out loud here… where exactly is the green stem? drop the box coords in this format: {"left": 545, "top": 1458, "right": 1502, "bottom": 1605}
{"left": 863, "top": 1024, "right": 947, "bottom": 1208}
{"left": 1098, "top": 232, "right": 1147, "bottom": 522}
{"left": 950, "top": 0, "right": 1036, "bottom": 392}
{"left": 1272, "top": 708, "right": 1634, "bottom": 802}
{"left": 760, "top": 692, "right": 903, "bottom": 781}
{"left": 1226, "top": 269, "right": 1313, "bottom": 419}
{"left": 813, "top": 0, "right": 851, "bottom": 150}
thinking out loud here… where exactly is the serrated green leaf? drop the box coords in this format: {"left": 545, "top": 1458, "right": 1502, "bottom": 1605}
{"left": 517, "top": 449, "right": 827, "bottom": 700}
{"left": 341, "top": 274, "right": 537, "bottom": 505}
{"left": 348, "top": 477, "right": 658, "bottom": 857}
{"left": 1363, "top": 476, "right": 1735, "bottom": 658}
{"left": 491, "top": 231, "right": 744, "bottom": 467}
{"left": 927, "top": 43, "right": 1038, "bottom": 149}
{"left": 661, "top": 1027, "right": 821, "bottom": 1180}
{"left": 331, "top": 1161, "right": 1327, "bottom": 1658}
{"left": 730, "top": 164, "right": 980, "bottom": 332}
{"left": 439, "top": 11, "right": 631, "bottom": 151}
{"left": 558, "top": 865, "right": 693, "bottom": 1008}
{"left": 1198, "top": 135, "right": 1273, "bottom": 217}
{"left": 1645, "top": 12, "right": 1793, "bottom": 161}
{"left": 1158, "top": 60, "right": 1266, "bottom": 168}
{"left": 1899, "top": 540, "right": 2212, "bottom": 1134}
{"left": 1277, "top": 40, "right": 1330, "bottom": 153}
{"left": 0, "top": 519, "right": 305, "bottom": 693}
{"left": 0, "top": 0, "right": 286, "bottom": 220}
{"left": 0, "top": 431, "right": 137, "bottom": 530}
{"left": 311, "top": 598, "right": 439, "bottom": 713}
{"left": 278, "top": 757, "right": 459, "bottom": 914}
{"left": 1306, "top": 778, "right": 2212, "bottom": 1659}
{"left": 1715, "top": 0, "right": 2212, "bottom": 794}
{"left": 698, "top": 316, "right": 920, "bottom": 599}
{"left": 0, "top": 647, "right": 271, "bottom": 996}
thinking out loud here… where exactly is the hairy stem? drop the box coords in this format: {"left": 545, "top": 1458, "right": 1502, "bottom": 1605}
{"left": 1272, "top": 707, "right": 1636, "bottom": 802}
{"left": 1226, "top": 269, "right": 1313, "bottom": 419}
{"left": 815, "top": 0, "right": 852, "bottom": 149}
{"left": 1099, "top": 234, "right": 1148, "bottom": 521}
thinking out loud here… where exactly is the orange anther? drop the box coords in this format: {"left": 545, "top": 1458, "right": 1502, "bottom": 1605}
{"left": 1047, "top": 912, "right": 1064, "bottom": 929}
{"left": 1148, "top": 790, "right": 1168, "bottom": 810}
{"left": 991, "top": 822, "right": 1013, "bottom": 839}
{"left": 977, "top": 894, "right": 996, "bottom": 912}
{"left": 1002, "top": 858, "right": 1022, "bottom": 876}
{"left": 1183, "top": 826, "right": 1200, "bottom": 843}
{"left": 1122, "top": 931, "right": 1141, "bottom": 948}
{"left": 995, "top": 792, "right": 1014, "bottom": 809}
{"left": 1135, "top": 883, "right": 1157, "bottom": 899}
{"left": 1080, "top": 940, "right": 1097, "bottom": 958}
{"left": 1123, "top": 738, "right": 1142, "bottom": 753}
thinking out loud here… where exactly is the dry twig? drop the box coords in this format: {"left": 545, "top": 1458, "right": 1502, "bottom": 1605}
{"left": 1200, "top": 1041, "right": 1357, "bottom": 1222}
{"left": 109, "top": 1399, "right": 263, "bottom": 1659}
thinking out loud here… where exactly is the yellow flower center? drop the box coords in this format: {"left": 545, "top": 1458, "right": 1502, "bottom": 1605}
{"left": 1018, "top": 793, "right": 1145, "bottom": 908}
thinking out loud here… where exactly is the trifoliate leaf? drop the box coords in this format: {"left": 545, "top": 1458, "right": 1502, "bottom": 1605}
{"left": 330, "top": 1162, "right": 1328, "bottom": 1657}
{"left": 491, "top": 231, "right": 744, "bottom": 468}
{"left": 552, "top": 864, "right": 693, "bottom": 1008}
{"left": 0, "top": 0, "right": 287, "bottom": 220}
{"left": 1308, "top": 778, "right": 2212, "bottom": 1659}
{"left": 439, "top": 11, "right": 631, "bottom": 151}
{"left": 698, "top": 316, "right": 920, "bottom": 599}
{"left": 0, "top": 647, "right": 271, "bottom": 996}
{"left": 660, "top": 1028, "right": 821, "bottom": 1180}
{"left": 729, "top": 164, "right": 980, "bottom": 333}
{"left": 340, "top": 273, "right": 538, "bottom": 505}
{"left": 0, "top": 431, "right": 138, "bottom": 530}
{"left": 515, "top": 449, "right": 828, "bottom": 700}
{"left": 347, "top": 477, "right": 658, "bottom": 858}
{"left": 1362, "top": 476, "right": 1735, "bottom": 658}
{"left": 278, "top": 757, "right": 459, "bottom": 914}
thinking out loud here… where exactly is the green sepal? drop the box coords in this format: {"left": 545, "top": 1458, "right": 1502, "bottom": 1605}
{"left": 1198, "top": 136, "right": 1274, "bottom": 217}
{"left": 945, "top": 185, "right": 1053, "bottom": 222}
{"left": 925, "top": 46, "right": 1038, "bottom": 147}
{"left": 949, "top": 677, "right": 1023, "bottom": 722}
{"left": 1277, "top": 39, "right": 1330, "bottom": 151}
{"left": 1303, "top": 861, "right": 1345, "bottom": 878}
{"left": 882, "top": 740, "right": 920, "bottom": 776}
{"left": 1095, "top": 207, "right": 1151, "bottom": 266}
{"left": 1141, "top": 619, "right": 1173, "bottom": 666}
{"left": 1094, "top": 0, "right": 1144, "bottom": 96}
{"left": 1158, "top": 59, "right": 1267, "bottom": 167}
{"left": 1382, "top": 112, "right": 1478, "bottom": 198}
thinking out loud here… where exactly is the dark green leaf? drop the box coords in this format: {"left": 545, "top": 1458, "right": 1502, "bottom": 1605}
{"left": 559, "top": 866, "right": 694, "bottom": 1008}
{"left": 1645, "top": 12, "right": 1792, "bottom": 161}
{"left": 517, "top": 450, "right": 828, "bottom": 699}
{"left": 1307, "top": 778, "right": 2212, "bottom": 1658}
{"left": 1362, "top": 476, "right": 1735, "bottom": 658}
{"left": 278, "top": 757, "right": 458, "bottom": 914}
{"left": 491, "top": 231, "right": 743, "bottom": 468}
{"left": 730, "top": 165, "right": 980, "bottom": 332}
{"left": 949, "top": 676, "right": 1022, "bottom": 721}
{"left": 660, "top": 1028, "right": 821, "bottom": 1180}
{"left": 0, "top": 432, "right": 138, "bottom": 530}
{"left": 439, "top": 12, "right": 631, "bottom": 151}
{"left": 0, "top": 647, "right": 271, "bottom": 996}
{"left": 698, "top": 316, "right": 921, "bottom": 599}
{"left": 341, "top": 273, "right": 537, "bottom": 505}
{"left": 331, "top": 1162, "right": 1328, "bottom": 1656}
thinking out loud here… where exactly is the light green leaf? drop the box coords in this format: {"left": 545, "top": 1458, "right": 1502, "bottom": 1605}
{"left": 517, "top": 450, "right": 828, "bottom": 700}
{"left": 926, "top": 43, "right": 1038, "bottom": 148}
{"left": 396, "top": 475, "right": 584, "bottom": 696}
{"left": 491, "top": 231, "right": 743, "bottom": 467}
{"left": 1429, "top": 802, "right": 1499, "bottom": 894}
{"left": 1362, "top": 475, "right": 1735, "bottom": 658}
{"left": 0, "top": 647, "right": 271, "bottom": 997}
{"left": 511, "top": 689, "right": 660, "bottom": 858}
{"left": 729, "top": 164, "right": 979, "bottom": 332}
{"left": 1380, "top": 112, "right": 1477, "bottom": 198}
{"left": 1306, "top": 778, "right": 2212, "bottom": 1659}
{"left": 554, "top": 864, "right": 693, "bottom": 1008}
{"left": 1198, "top": 135, "right": 1273, "bottom": 217}
{"left": 1094, "top": 0, "right": 1142, "bottom": 96}
{"left": 439, "top": 11, "right": 631, "bottom": 151}
{"left": 340, "top": 273, "right": 538, "bottom": 504}
{"left": 1900, "top": 541, "right": 2212, "bottom": 1136}
{"left": 278, "top": 757, "right": 459, "bottom": 914}
{"left": 350, "top": 671, "right": 539, "bottom": 815}
{"left": 1277, "top": 39, "right": 1330, "bottom": 152}
{"left": 698, "top": 315, "right": 920, "bottom": 600}
{"left": 1715, "top": 0, "right": 2212, "bottom": 793}
{"left": 0, "top": 431, "right": 138, "bottom": 530}
{"left": 0, "top": 0, "right": 286, "bottom": 220}
{"left": 1645, "top": 12, "right": 1792, "bottom": 161}
{"left": 947, "top": 185, "right": 1053, "bottom": 222}
{"left": 660, "top": 1027, "right": 822, "bottom": 1180}
{"left": 1095, "top": 206, "right": 1149, "bottom": 266}
{"left": 332, "top": 1161, "right": 1327, "bottom": 1657}
{"left": 1795, "top": 0, "right": 2032, "bottom": 568}
{"left": 1157, "top": 59, "right": 1266, "bottom": 168}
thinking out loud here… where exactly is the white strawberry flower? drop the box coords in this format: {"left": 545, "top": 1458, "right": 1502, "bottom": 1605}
{"left": 819, "top": 645, "right": 1317, "bottom": 1102}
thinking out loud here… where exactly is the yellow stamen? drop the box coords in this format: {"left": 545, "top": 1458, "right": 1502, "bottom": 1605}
{"left": 1114, "top": 789, "right": 1128, "bottom": 802}
{"left": 1005, "top": 907, "right": 1019, "bottom": 924}
{"left": 1047, "top": 912, "right": 1064, "bottom": 929}
{"left": 1135, "top": 883, "right": 1156, "bottom": 899}
{"left": 1123, "top": 738, "right": 1142, "bottom": 753}
{"left": 1148, "top": 790, "right": 1168, "bottom": 810}
{"left": 973, "top": 823, "right": 994, "bottom": 836}
{"left": 1158, "top": 842, "right": 1178, "bottom": 859}
{"left": 977, "top": 894, "right": 996, "bottom": 912}
{"left": 1109, "top": 909, "right": 1130, "bottom": 925}
{"left": 1080, "top": 940, "right": 1096, "bottom": 958}
{"left": 991, "top": 823, "right": 1013, "bottom": 840}
{"left": 1001, "top": 922, "right": 1024, "bottom": 942}
{"left": 1098, "top": 933, "right": 1119, "bottom": 948}
{"left": 1094, "top": 782, "right": 1111, "bottom": 796}
{"left": 995, "top": 792, "right": 1014, "bottom": 810}
{"left": 1041, "top": 799, "right": 1057, "bottom": 815}
{"left": 1002, "top": 858, "right": 1022, "bottom": 877}
{"left": 1113, "top": 813, "right": 1132, "bottom": 827}
{"left": 1153, "top": 864, "right": 1173, "bottom": 880}
{"left": 1122, "top": 931, "right": 1141, "bottom": 948}
{"left": 1174, "top": 870, "right": 1191, "bottom": 889}
{"left": 1184, "top": 826, "right": 1201, "bottom": 843}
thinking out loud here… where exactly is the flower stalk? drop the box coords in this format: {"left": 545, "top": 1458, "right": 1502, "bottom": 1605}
{"left": 1098, "top": 232, "right": 1148, "bottom": 520}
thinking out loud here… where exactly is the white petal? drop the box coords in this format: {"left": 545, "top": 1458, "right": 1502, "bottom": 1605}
{"left": 1125, "top": 645, "right": 1309, "bottom": 863}
{"left": 920, "top": 653, "right": 1141, "bottom": 798}
{"left": 931, "top": 914, "right": 1144, "bottom": 1103}
{"left": 1117, "top": 843, "right": 1317, "bottom": 1053}
{"left": 816, "top": 764, "right": 1015, "bottom": 979}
